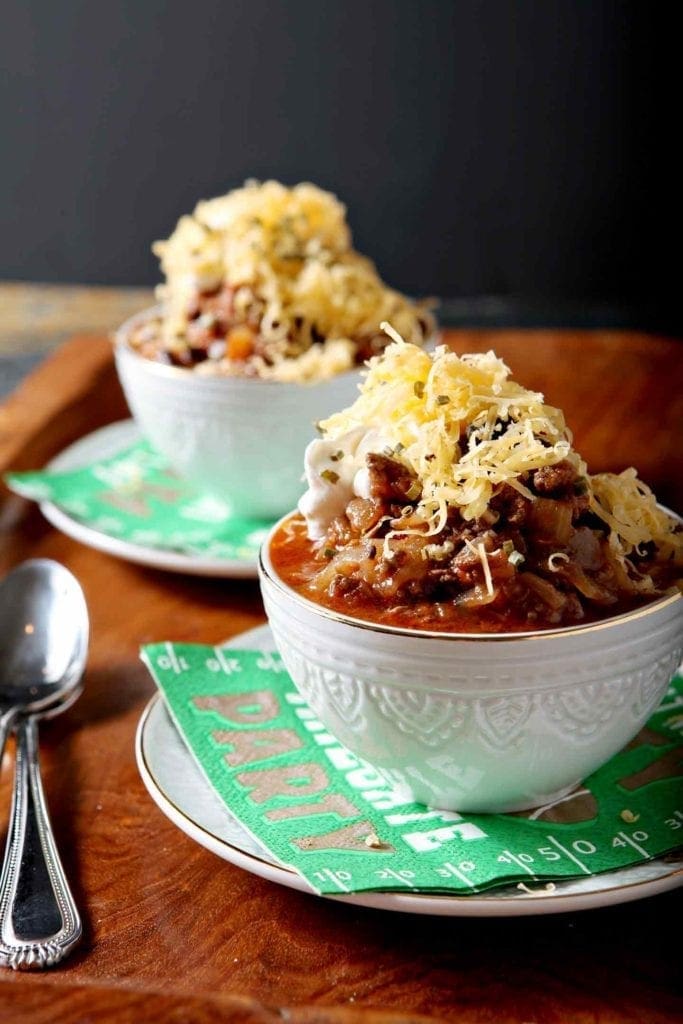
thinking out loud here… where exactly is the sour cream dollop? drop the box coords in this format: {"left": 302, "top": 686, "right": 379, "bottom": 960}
{"left": 298, "top": 427, "right": 390, "bottom": 539}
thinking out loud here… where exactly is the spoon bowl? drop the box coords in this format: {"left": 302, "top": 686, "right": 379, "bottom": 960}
{"left": 0, "top": 559, "right": 88, "bottom": 717}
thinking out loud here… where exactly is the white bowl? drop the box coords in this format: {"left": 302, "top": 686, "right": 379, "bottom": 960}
{"left": 113, "top": 308, "right": 364, "bottom": 519}
{"left": 259, "top": 516, "right": 683, "bottom": 813}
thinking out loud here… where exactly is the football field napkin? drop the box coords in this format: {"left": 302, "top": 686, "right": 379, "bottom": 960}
{"left": 142, "top": 642, "right": 683, "bottom": 896}
{"left": 6, "top": 439, "right": 272, "bottom": 562}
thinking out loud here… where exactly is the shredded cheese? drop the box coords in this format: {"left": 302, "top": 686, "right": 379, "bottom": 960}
{"left": 590, "top": 469, "right": 678, "bottom": 555}
{"left": 320, "top": 337, "right": 582, "bottom": 524}
{"left": 316, "top": 335, "right": 683, "bottom": 562}
{"left": 478, "top": 542, "right": 494, "bottom": 596}
{"left": 151, "top": 181, "right": 432, "bottom": 382}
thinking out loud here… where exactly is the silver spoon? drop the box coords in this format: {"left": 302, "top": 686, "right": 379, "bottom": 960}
{"left": 0, "top": 559, "right": 88, "bottom": 970}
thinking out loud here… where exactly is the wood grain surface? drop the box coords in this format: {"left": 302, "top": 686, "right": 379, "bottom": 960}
{"left": 0, "top": 282, "right": 151, "bottom": 356}
{"left": 0, "top": 329, "right": 681, "bottom": 1024}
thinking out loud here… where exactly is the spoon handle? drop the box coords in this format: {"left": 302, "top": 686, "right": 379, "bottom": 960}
{"left": 0, "top": 709, "right": 18, "bottom": 766}
{"left": 0, "top": 716, "right": 82, "bottom": 970}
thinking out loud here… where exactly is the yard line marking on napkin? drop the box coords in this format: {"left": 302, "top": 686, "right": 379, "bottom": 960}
{"left": 322, "top": 868, "right": 350, "bottom": 893}
{"left": 166, "top": 642, "right": 183, "bottom": 675}
{"left": 501, "top": 849, "right": 536, "bottom": 878}
{"left": 617, "top": 831, "right": 649, "bottom": 858}
{"left": 213, "top": 646, "right": 241, "bottom": 676}
{"left": 545, "top": 835, "right": 591, "bottom": 874}
{"left": 380, "top": 867, "right": 416, "bottom": 889}
{"left": 440, "top": 863, "right": 479, "bottom": 890}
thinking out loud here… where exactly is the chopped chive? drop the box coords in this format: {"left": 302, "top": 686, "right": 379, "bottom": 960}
{"left": 323, "top": 547, "right": 336, "bottom": 559}
{"left": 413, "top": 381, "right": 425, "bottom": 398}
{"left": 320, "top": 469, "right": 339, "bottom": 484}
{"left": 329, "top": 450, "right": 344, "bottom": 462}
{"left": 436, "top": 394, "right": 450, "bottom": 406}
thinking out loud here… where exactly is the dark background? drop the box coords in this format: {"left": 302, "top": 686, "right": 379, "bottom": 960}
{"left": 1, "top": 1, "right": 679, "bottom": 332}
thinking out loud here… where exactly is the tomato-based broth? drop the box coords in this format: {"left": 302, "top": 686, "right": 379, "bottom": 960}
{"left": 269, "top": 514, "right": 679, "bottom": 635}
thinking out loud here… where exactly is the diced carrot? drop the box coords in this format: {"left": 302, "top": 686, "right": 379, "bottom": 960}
{"left": 226, "top": 326, "right": 255, "bottom": 361}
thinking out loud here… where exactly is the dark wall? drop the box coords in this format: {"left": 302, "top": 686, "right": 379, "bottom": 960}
{"left": 0, "top": 1, "right": 677, "bottom": 328}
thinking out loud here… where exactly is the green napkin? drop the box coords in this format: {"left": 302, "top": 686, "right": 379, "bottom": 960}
{"left": 5, "top": 440, "right": 272, "bottom": 561}
{"left": 141, "top": 642, "right": 683, "bottom": 896}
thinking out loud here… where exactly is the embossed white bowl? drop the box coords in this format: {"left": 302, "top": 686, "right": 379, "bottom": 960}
{"left": 259, "top": 518, "right": 683, "bottom": 812}
{"left": 113, "top": 308, "right": 363, "bottom": 519}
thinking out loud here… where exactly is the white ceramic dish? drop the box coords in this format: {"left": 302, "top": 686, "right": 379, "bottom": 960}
{"left": 114, "top": 307, "right": 365, "bottom": 520}
{"left": 260, "top": 515, "right": 683, "bottom": 813}
{"left": 135, "top": 624, "right": 683, "bottom": 917}
{"left": 41, "top": 420, "right": 259, "bottom": 578}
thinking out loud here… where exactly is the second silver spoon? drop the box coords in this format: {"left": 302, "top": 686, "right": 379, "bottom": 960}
{"left": 0, "top": 559, "right": 89, "bottom": 970}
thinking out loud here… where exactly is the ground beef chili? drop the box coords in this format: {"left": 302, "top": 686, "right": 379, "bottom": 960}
{"left": 270, "top": 456, "right": 681, "bottom": 634}
{"left": 169, "top": 285, "right": 418, "bottom": 371}
{"left": 131, "top": 285, "right": 432, "bottom": 374}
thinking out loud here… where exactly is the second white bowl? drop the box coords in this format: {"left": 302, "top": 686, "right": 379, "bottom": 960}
{"left": 114, "top": 308, "right": 363, "bottom": 519}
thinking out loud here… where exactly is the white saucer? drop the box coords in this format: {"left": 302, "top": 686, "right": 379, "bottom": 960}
{"left": 135, "top": 624, "right": 683, "bottom": 916}
{"left": 41, "top": 420, "right": 259, "bottom": 578}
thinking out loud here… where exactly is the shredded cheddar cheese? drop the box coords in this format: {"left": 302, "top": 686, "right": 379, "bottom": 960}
{"left": 320, "top": 335, "right": 582, "bottom": 524}
{"left": 317, "top": 334, "right": 683, "bottom": 563}
{"left": 151, "top": 181, "right": 432, "bottom": 382}
{"left": 478, "top": 542, "right": 494, "bottom": 596}
{"left": 590, "top": 469, "right": 677, "bottom": 555}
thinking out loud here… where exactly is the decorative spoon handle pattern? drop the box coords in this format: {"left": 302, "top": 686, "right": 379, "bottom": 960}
{"left": 0, "top": 716, "right": 81, "bottom": 969}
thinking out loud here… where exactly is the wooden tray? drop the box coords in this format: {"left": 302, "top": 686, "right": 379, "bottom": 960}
{"left": 0, "top": 330, "right": 682, "bottom": 1024}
